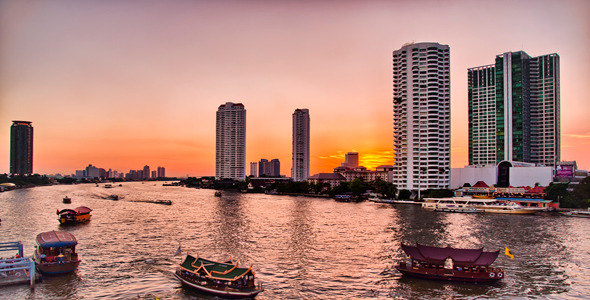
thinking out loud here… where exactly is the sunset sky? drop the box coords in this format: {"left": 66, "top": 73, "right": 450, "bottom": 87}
{"left": 1, "top": 0, "right": 589, "bottom": 178}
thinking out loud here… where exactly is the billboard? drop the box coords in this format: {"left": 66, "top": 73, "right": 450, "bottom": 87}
{"left": 555, "top": 164, "right": 574, "bottom": 178}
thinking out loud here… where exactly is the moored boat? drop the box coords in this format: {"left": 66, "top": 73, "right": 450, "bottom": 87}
{"left": 33, "top": 231, "right": 81, "bottom": 275}
{"left": 174, "top": 254, "right": 264, "bottom": 298}
{"left": 57, "top": 206, "right": 92, "bottom": 224}
{"left": 395, "top": 243, "right": 504, "bottom": 282}
{"left": 214, "top": 191, "right": 222, "bottom": 197}
{"left": 561, "top": 208, "right": 590, "bottom": 218}
{"left": 423, "top": 197, "right": 537, "bottom": 215}
{"left": 62, "top": 196, "right": 71, "bottom": 204}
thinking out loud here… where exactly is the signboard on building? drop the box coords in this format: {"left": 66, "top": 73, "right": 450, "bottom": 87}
{"left": 556, "top": 164, "right": 574, "bottom": 178}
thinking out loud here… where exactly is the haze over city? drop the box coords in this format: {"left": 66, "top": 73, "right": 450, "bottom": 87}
{"left": 1, "top": 0, "right": 589, "bottom": 178}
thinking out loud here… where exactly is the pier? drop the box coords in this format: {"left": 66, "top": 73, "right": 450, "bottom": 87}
{"left": 0, "top": 242, "right": 39, "bottom": 288}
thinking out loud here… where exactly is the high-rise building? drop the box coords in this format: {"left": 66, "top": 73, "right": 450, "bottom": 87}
{"left": 392, "top": 42, "right": 451, "bottom": 191}
{"left": 468, "top": 51, "right": 560, "bottom": 166}
{"left": 250, "top": 162, "right": 258, "bottom": 177}
{"left": 157, "top": 166, "right": 165, "bottom": 178}
{"left": 292, "top": 109, "right": 310, "bottom": 181}
{"left": 270, "top": 159, "right": 280, "bottom": 177}
{"left": 344, "top": 152, "right": 359, "bottom": 169}
{"left": 10, "top": 120, "right": 34, "bottom": 175}
{"left": 259, "top": 159, "right": 268, "bottom": 177}
{"left": 143, "top": 165, "right": 150, "bottom": 180}
{"left": 215, "top": 102, "right": 246, "bottom": 180}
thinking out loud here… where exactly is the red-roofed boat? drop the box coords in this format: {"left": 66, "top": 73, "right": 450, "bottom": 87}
{"left": 395, "top": 243, "right": 504, "bottom": 282}
{"left": 33, "top": 231, "right": 81, "bottom": 275}
{"left": 174, "top": 254, "right": 264, "bottom": 298}
{"left": 57, "top": 206, "right": 92, "bottom": 224}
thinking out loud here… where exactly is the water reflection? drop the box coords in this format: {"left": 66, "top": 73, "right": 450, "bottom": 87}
{"left": 212, "top": 192, "right": 251, "bottom": 261}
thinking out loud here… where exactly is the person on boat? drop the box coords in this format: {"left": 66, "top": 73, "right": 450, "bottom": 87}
{"left": 444, "top": 257, "right": 453, "bottom": 270}
{"left": 57, "top": 253, "right": 65, "bottom": 264}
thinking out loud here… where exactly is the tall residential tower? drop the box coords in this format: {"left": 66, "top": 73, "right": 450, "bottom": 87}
{"left": 292, "top": 109, "right": 310, "bottom": 181}
{"left": 468, "top": 51, "right": 560, "bottom": 166}
{"left": 10, "top": 120, "right": 34, "bottom": 175}
{"left": 392, "top": 42, "right": 451, "bottom": 191}
{"left": 215, "top": 102, "right": 246, "bottom": 180}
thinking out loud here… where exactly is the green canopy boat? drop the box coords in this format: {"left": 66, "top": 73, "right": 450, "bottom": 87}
{"left": 174, "top": 254, "right": 264, "bottom": 298}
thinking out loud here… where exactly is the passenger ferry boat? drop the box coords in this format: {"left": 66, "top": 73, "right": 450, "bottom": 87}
{"left": 62, "top": 196, "right": 71, "bottom": 204}
{"left": 422, "top": 197, "right": 538, "bottom": 215}
{"left": 57, "top": 206, "right": 92, "bottom": 224}
{"left": 395, "top": 243, "right": 504, "bottom": 282}
{"left": 174, "top": 254, "right": 264, "bottom": 298}
{"left": 33, "top": 231, "right": 81, "bottom": 275}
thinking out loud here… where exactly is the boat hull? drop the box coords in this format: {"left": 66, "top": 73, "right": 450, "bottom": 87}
{"left": 59, "top": 214, "right": 91, "bottom": 224}
{"left": 35, "top": 261, "right": 80, "bottom": 275}
{"left": 174, "top": 272, "right": 263, "bottom": 298}
{"left": 395, "top": 265, "right": 504, "bottom": 282}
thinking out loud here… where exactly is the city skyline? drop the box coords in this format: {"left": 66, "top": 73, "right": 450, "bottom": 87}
{"left": 1, "top": 1, "right": 589, "bottom": 177}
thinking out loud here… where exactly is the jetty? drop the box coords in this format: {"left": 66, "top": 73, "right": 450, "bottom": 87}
{"left": 0, "top": 242, "right": 39, "bottom": 288}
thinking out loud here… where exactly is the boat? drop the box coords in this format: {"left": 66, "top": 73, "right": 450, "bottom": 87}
{"left": 104, "top": 184, "right": 112, "bottom": 188}
{"left": 422, "top": 197, "right": 537, "bottom": 215}
{"left": 155, "top": 200, "right": 172, "bottom": 205}
{"left": 561, "top": 208, "right": 590, "bottom": 218}
{"left": 57, "top": 206, "right": 92, "bottom": 224}
{"left": 214, "top": 191, "right": 222, "bottom": 197}
{"left": 433, "top": 206, "right": 482, "bottom": 213}
{"left": 174, "top": 254, "right": 264, "bottom": 298}
{"left": 108, "top": 194, "right": 119, "bottom": 200}
{"left": 395, "top": 243, "right": 504, "bottom": 282}
{"left": 62, "top": 196, "right": 71, "bottom": 204}
{"left": 33, "top": 231, "right": 81, "bottom": 275}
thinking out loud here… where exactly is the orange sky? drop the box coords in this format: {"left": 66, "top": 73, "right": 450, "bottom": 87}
{"left": 1, "top": 0, "right": 589, "bottom": 177}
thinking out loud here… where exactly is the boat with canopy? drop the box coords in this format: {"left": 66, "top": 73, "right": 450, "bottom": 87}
{"left": 395, "top": 243, "right": 504, "bottom": 282}
{"left": 33, "top": 231, "right": 81, "bottom": 275}
{"left": 174, "top": 254, "right": 264, "bottom": 298}
{"left": 57, "top": 206, "right": 92, "bottom": 224}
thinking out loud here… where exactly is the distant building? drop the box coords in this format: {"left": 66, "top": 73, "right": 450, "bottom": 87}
{"left": 143, "top": 165, "right": 150, "bottom": 180}
{"left": 250, "top": 162, "right": 258, "bottom": 177}
{"left": 307, "top": 173, "right": 346, "bottom": 188}
{"left": 85, "top": 164, "right": 100, "bottom": 179}
{"left": 157, "top": 166, "right": 165, "bottom": 178}
{"left": 259, "top": 158, "right": 280, "bottom": 177}
{"left": 10, "top": 120, "right": 34, "bottom": 175}
{"left": 215, "top": 102, "right": 246, "bottom": 180}
{"left": 468, "top": 51, "right": 560, "bottom": 166}
{"left": 292, "top": 108, "right": 310, "bottom": 181}
{"left": 341, "top": 152, "right": 359, "bottom": 169}
{"left": 392, "top": 42, "right": 451, "bottom": 191}
{"left": 334, "top": 165, "right": 394, "bottom": 183}
{"left": 151, "top": 170, "right": 157, "bottom": 178}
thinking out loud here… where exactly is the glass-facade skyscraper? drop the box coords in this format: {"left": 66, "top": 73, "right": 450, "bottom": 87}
{"left": 468, "top": 51, "right": 560, "bottom": 166}
{"left": 10, "top": 120, "right": 34, "bottom": 175}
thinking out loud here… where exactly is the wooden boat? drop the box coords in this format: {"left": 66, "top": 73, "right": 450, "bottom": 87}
{"left": 395, "top": 243, "right": 504, "bottom": 282}
{"left": 214, "top": 191, "right": 222, "bottom": 197}
{"left": 155, "top": 200, "right": 172, "bottom": 205}
{"left": 33, "top": 231, "right": 81, "bottom": 275}
{"left": 561, "top": 208, "right": 590, "bottom": 218}
{"left": 57, "top": 206, "right": 92, "bottom": 224}
{"left": 108, "top": 194, "right": 119, "bottom": 200}
{"left": 62, "top": 196, "right": 71, "bottom": 204}
{"left": 174, "top": 254, "right": 264, "bottom": 298}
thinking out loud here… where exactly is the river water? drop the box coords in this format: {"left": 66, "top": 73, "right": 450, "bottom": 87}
{"left": 0, "top": 182, "right": 588, "bottom": 299}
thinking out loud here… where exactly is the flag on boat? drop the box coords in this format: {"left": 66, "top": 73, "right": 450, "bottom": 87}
{"left": 504, "top": 247, "right": 514, "bottom": 259}
{"left": 174, "top": 244, "right": 182, "bottom": 256}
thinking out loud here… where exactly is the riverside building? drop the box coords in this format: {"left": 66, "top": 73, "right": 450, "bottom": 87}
{"left": 468, "top": 51, "right": 560, "bottom": 166}
{"left": 292, "top": 108, "right": 310, "bottom": 181}
{"left": 215, "top": 102, "right": 246, "bottom": 180}
{"left": 392, "top": 42, "right": 451, "bottom": 191}
{"left": 10, "top": 120, "right": 34, "bottom": 175}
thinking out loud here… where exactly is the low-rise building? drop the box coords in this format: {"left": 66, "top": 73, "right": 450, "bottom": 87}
{"left": 307, "top": 173, "right": 345, "bottom": 187}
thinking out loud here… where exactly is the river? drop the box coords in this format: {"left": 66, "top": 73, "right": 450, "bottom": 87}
{"left": 0, "top": 182, "right": 588, "bottom": 299}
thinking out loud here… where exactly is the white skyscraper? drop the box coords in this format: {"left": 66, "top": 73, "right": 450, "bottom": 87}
{"left": 392, "top": 42, "right": 451, "bottom": 191}
{"left": 215, "top": 102, "right": 246, "bottom": 180}
{"left": 292, "top": 108, "right": 310, "bottom": 181}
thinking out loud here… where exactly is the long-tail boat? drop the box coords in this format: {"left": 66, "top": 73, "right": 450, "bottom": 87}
{"left": 33, "top": 231, "right": 81, "bottom": 275}
{"left": 174, "top": 254, "right": 264, "bottom": 298}
{"left": 395, "top": 243, "right": 504, "bottom": 282}
{"left": 57, "top": 206, "right": 92, "bottom": 224}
